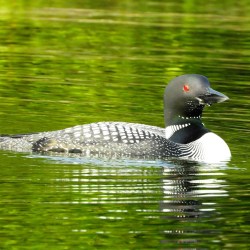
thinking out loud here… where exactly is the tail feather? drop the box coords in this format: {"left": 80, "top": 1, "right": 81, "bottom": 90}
{"left": 0, "top": 133, "right": 37, "bottom": 152}
{"left": 0, "top": 133, "right": 38, "bottom": 139}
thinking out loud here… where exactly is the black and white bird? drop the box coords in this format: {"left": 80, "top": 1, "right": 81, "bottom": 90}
{"left": 0, "top": 74, "right": 231, "bottom": 163}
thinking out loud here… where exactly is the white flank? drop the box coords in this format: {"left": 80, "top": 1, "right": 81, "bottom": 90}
{"left": 186, "top": 132, "right": 231, "bottom": 163}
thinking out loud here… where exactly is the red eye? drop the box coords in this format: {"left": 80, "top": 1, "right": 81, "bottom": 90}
{"left": 183, "top": 84, "right": 190, "bottom": 92}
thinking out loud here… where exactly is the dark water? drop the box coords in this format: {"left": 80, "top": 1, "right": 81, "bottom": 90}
{"left": 0, "top": 1, "right": 249, "bottom": 249}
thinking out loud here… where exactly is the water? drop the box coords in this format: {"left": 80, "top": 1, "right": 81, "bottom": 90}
{"left": 0, "top": 1, "right": 249, "bottom": 249}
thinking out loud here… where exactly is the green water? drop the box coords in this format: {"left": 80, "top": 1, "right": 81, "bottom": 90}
{"left": 0, "top": 1, "right": 249, "bottom": 249}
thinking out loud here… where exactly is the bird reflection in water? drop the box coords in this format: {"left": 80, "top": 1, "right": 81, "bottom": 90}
{"left": 159, "top": 159, "right": 228, "bottom": 245}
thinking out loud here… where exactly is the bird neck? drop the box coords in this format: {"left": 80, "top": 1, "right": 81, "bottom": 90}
{"left": 164, "top": 106, "right": 210, "bottom": 144}
{"left": 163, "top": 100, "right": 204, "bottom": 127}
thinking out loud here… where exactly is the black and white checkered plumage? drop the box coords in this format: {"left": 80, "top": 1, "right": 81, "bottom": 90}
{"left": 0, "top": 74, "right": 231, "bottom": 163}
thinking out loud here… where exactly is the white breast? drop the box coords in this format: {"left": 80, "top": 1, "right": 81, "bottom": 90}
{"left": 184, "top": 132, "right": 231, "bottom": 163}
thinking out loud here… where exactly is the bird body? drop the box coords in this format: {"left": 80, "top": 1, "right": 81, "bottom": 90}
{"left": 0, "top": 74, "right": 231, "bottom": 163}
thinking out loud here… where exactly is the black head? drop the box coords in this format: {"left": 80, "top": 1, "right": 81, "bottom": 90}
{"left": 164, "top": 74, "right": 229, "bottom": 126}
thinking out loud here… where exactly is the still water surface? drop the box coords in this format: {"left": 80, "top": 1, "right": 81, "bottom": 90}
{"left": 0, "top": 1, "right": 249, "bottom": 249}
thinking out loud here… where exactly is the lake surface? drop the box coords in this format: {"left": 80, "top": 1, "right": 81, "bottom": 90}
{"left": 0, "top": 1, "right": 249, "bottom": 249}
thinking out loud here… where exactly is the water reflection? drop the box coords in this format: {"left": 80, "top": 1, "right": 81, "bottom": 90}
{"left": 45, "top": 158, "right": 228, "bottom": 246}
{"left": 159, "top": 161, "right": 228, "bottom": 246}
{"left": 161, "top": 161, "right": 227, "bottom": 217}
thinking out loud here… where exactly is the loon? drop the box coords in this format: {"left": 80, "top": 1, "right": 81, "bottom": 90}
{"left": 0, "top": 74, "right": 231, "bottom": 163}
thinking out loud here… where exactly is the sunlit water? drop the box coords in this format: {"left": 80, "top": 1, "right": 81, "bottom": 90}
{"left": 0, "top": 1, "right": 249, "bottom": 249}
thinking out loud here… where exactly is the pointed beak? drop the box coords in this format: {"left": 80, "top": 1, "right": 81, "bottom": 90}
{"left": 197, "top": 87, "right": 229, "bottom": 106}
